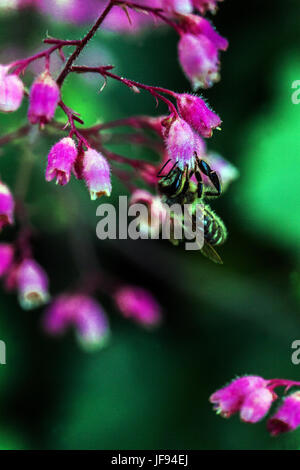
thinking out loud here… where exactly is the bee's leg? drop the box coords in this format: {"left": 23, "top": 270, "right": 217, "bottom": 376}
{"left": 194, "top": 170, "right": 204, "bottom": 198}
{"left": 197, "top": 159, "right": 221, "bottom": 197}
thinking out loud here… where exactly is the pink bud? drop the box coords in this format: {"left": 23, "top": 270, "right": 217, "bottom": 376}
{"left": 45, "top": 137, "right": 78, "bottom": 186}
{"left": 210, "top": 376, "right": 268, "bottom": 418}
{"left": 180, "top": 15, "right": 228, "bottom": 51}
{"left": 0, "top": 65, "right": 24, "bottom": 113}
{"left": 0, "top": 243, "right": 14, "bottom": 277}
{"left": 240, "top": 388, "right": 274, "bottom": 423}
{"left": 0, "top": 181, "right": 14, "bottom": 230}
{"left": 193, "top": 0, "right": 223, "bottom": 14}
{"left": 178, "top": 33, "right": 220, "bottom": 90}
{"left": 176, "top": 94, "right": 221, "bottom": 138}
{"left": 164, "top": 117, "right": 205, "bottom": 169}
{"left": 267, "top": 392, "right": 300, "bottom": 436}
{"left": 43, "top": 294, "right": 110, "bottom": 351}
{"left": 82, "top": 148, "right": 111, "bottom": 200}
{"left": 17, "top": 258, "right": 49, "bottom": 309}
{"left": 28, "top": 71, "right": 60, "bottom": 125}
{"left": 114, "top": 286, "right": 162, "bottom": 327}
{"left": 130, "top": 189, "right": 168, "bottom": 237}
{"left": 162, "top": 0, "right": 193, "bottom": 14}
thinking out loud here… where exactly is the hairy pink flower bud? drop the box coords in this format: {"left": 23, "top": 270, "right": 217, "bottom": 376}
{"left": 164, "top": 117, "right": 205, "bottom": 169}
{"left": 210, "top": 376, "right": 268, "bottom": 418}
{"left": 0, "top": 243, "right": 14, "bottom": 277}
{"left": 130, "top": 189, "right": 168, "bottom": 237}
{"left": 28, "top": 71, "right": 60, "bottom": 125}
{"left": 45, "top": 137, "right": 77, "bottom": 186}
{"left": 176, "top": 93, "right": 221, "bottom": 138}
{"left": 178, "top": 33, "right": 220, "bottom": 89}
{"left": 182, "top": 15, "right": 228, "bottom": 51}
{"left": 240, "top": 388, "right": 274, "bottom": 423}
{"left": 0, "top": 65, "right": 24, "bottom": 112}
{"left": 162, "top": 0, "right": 193, "bottom": 14}
{"left": 205, "top": 152, "right": 239, "bottom": 190}
{"left": 0, "top": 181, "right": 14, "bottom": 230}
{"left": 114, "top": 286, "right": 162, "bottom": 327}
{"left": 43, "top": 294, "right": 110, "bottom": 351}
{"left": 17, "top": 258, "right": 49, "bottom": 309}
{"left": 193, "top": 0, "right": 223, "bottom": 14}
{"left": 267, "top": 392, "right": 300, "bottom": 436}
{"left": 82, "top": 148, "right": 111, "bottom": 200}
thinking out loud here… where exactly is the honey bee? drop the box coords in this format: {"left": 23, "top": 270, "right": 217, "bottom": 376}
{"left": 157, "top": 152, "right": 227, "bottom": 263}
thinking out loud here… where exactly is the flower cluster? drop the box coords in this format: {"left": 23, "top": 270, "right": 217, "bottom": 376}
{"left": 210, "top": 375, "right": 300, "bottom": 436}
{"left": 0, "top": 0, "right": 234, "bottom": 351}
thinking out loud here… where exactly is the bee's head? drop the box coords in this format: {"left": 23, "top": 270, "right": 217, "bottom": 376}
{"left": 157, "top": 160, "right": 188, "bottom": 199}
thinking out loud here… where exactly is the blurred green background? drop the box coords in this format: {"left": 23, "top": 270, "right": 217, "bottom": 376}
{"left": 0, "top": 0, "right": 300, "bottom": 450}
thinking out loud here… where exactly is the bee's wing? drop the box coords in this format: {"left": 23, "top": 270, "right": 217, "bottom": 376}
{"left": 201, "top": 242, "right": 223, "bottom": 264}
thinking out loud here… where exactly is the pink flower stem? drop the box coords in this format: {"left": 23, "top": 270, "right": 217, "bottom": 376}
{"left": 56, "top": 0, "right": 116, "bottom": 87}
{"left": 58, "top": 101, "right": 90, "bottom": 149}
{"left": 83, "top": 116, "right": 163, "bottom": 133}
{"left": 8, "top": 40, "right": 80, "bottom": 75}
{"left": 71, "top": 65, "right": 179, "bottom": 116}
{"left": 267, "top": 379, "right": 300, "bottom": 393}
{"left": 114, "top": 0, "right": 182, "bottom": 34}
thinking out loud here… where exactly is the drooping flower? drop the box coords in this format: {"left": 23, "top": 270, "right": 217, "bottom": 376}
{"left": 82, "top": 148, "right": 111, "bottom": 200}
{"left": 0, "top": 181, "right": 14, "bottom": 230}
{"left": 179, "top": 14, "right": 228, "bottom": 51}
{"left": 267, "top": 392, "right": 300, "bottom": 436}
{"left": 162, "top": 0, "right": 193, "bottom": 14}
{"left": 205, "top": 152, "right": 239, "bottom": 190}
{"left": 28, "top": 70, "right": 60, "bottom": 126}
{"left": 45, "top": 137, "right": 78, "bottom": 186}
{"left": 114, "top": 285, "right": 162, "bottom": 327}
{"left": 178, "top": 33, "right": 220, "bottom": 89}
{"left": 43, "top": 294, "right": 110, "bottom": 351}
{"left": 130, "top": 189, "right": 168, "bottom": 237}
{"left": 210, "top": 376, "right": 271, "bottom": 418}
{"left": 17, "top": 258, "right": 50, "bottom": 310}
{"left": 176, "top": 93, "right": 221, "bottom": 138}
{"left": 240, "top": 388, "right": 274, "bottom": 423}
{"left": 0, "top": 243, "right": 14, "bottom": 277}
{"left": 193, "top": 0, "right": 223, "bottom": 14}
{"left": 164, "top": 117, "right": 205, "bottom": 169}
{"left": 0, "top": 65, "right": 24, "bottom": 113}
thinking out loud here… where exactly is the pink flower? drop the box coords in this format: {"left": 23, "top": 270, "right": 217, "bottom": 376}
{"left": 0, "top": 65, "right": 24, "bottom": 112}
{"left": 114, "top": 286, "right": 162, "bottom": 327}
{"left": 210, "top": 376, "right": 271, "bottom": 418}
{"left": 82, "top": 148, "right": 111, "bottom": 200}
{"left": 193, "top": 0, "right": 223, "bottom": 14}
{"left": 176, "top": 93, "right": 221, "bottom": 138}
{"left": 43, "top": 294, "right": 110, "bottom": 351}
{"left": 17, "top": 258, "right": 49, "bottom": 309}
{"left": 162, "top": 0, "right": 193, "bottom": 14}
{"left": 45, "top": 137, "right": 78, "bottom": 186}
{"left": 267, "top": 392, "right": 300, "bottom": 436}
{"left": 130, "top": 189, "right": 168, "bottom": 237}
{"left": 180, "top": 14, "right": 228, "bottom": 51}
{"left": 164, "top": 117, "right": 205, "bottom": 169}
{"left": 0, "top": 243, "right": 14, "bottom": 277}
{"left": 240, "top": 388, "right": 274, "bottom": 423}
{"left": 178, "top": 33, "right": 220, "bottom": 89}
{"left": 28, "top": 70, "right": 60, "bottom": 126}
{"left": 0, "top": 181, "right": 14, "bottom": 230}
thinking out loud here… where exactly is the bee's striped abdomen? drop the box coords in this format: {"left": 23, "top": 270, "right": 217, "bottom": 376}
{"left": 204, "top": 206, "right": 227, "bottom": 246}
